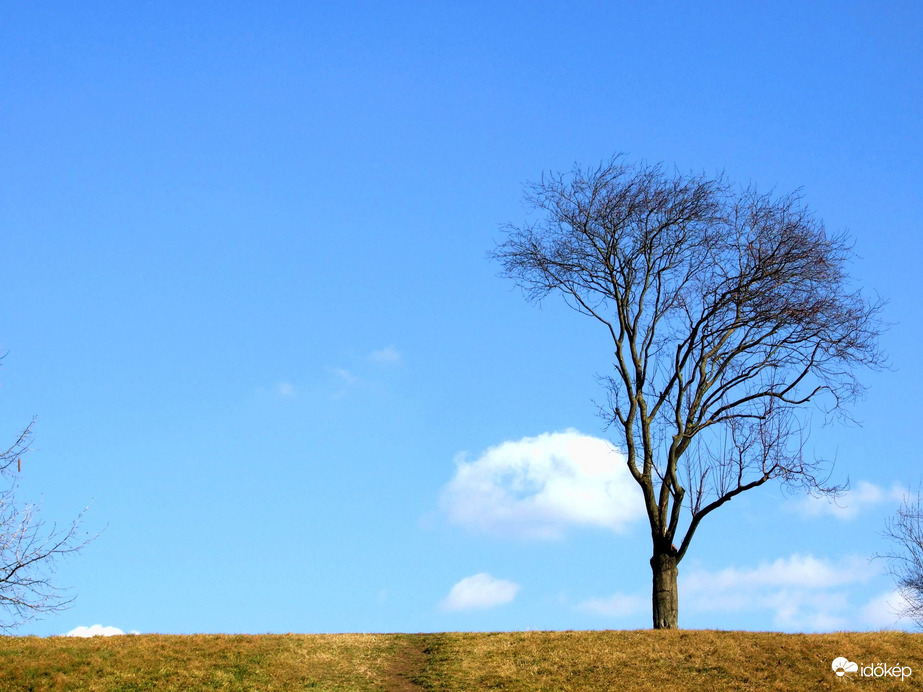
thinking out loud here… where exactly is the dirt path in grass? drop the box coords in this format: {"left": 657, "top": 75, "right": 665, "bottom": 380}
{"left": 380, "top": 634, "right": 444, "bottom": 691}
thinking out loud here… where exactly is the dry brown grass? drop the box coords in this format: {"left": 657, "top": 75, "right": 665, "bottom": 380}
{"left": 0, "top": 630, "right": 920, "bottom": 691}
{"left": 412, "top": 630, "right": 923, "bottom": 691}
{"left": 0, "top": 633, "right": 406, "bottom": 691}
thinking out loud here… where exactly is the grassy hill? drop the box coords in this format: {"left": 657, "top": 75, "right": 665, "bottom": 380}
{"left": 0, "top": 630, "right": 920, "bottom": 691}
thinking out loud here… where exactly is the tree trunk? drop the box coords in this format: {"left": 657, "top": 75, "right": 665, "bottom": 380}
{"left": 651, "top": 551, "right": 679, "bottom": 629}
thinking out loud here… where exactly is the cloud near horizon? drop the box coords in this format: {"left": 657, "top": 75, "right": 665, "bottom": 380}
{"left": 681, "top": 553, "right": 889, "bottom": 631}
{"left": 440, "top": 573, "right": 520, "bottom": 612}
{"left": 578, "top": 592, "right": 648, "bottom": 618}
{"left": 440, "top": 430, "right": 643, "bottom": 539}
{"left": 64, "top": 624, "right": 139, "bottom": 637}
{"left": 859, "top": 589, "right": 912, "bottom": 629}
{"left": 579, "top": 553, "right": 910, "bottom": 632}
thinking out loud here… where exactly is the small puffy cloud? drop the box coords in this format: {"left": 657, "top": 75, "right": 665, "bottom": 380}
{"left": 440, "top": 573, "right": 519, "bottom": 612}
{"left": 440, "top": 430, "right": 643, "bottom": 539}
{"left": 332, "top": 367, "right": 360, "bottom": 385}
{"left": 276, "top": 381, "right": 296, "bottom": 398}
{"left": 369, "top": 346, "right": 402, "bottom": 365}
{"left": 64, "top": 624, "right": 138, "bottom": 637}
{"left": 788, "top": 481, "right": 906, "bottom": 520}
{"left": 326, "top": 367, "right": 363, "bottom": 400}
{"left": 255, "top": 381, "right": 298, "bottom": 400}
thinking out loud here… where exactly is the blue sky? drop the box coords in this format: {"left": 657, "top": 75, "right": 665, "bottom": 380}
{"left": 1, "top": 1, "right": 921, "bottom": 636}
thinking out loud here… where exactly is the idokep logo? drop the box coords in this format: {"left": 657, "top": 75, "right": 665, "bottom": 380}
{"left": 832, "top": 656, "right": 913, "bottom": 682}
{"left": 832, "top": 657, "right": 858, "bottom": 677}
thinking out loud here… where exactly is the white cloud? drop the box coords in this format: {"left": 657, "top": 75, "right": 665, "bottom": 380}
{"left": 788, "top": 481, "right": 906, "bottom": 520}
{"left": 683, "top": 554, "right": 875, "bottom": 595}
{"left": 64, "top": 624, "right": 139, "bottom": 637}
{"left": 440, "top": 573, "right": 519, "bottom": 612}
{"left": 859, "top": 589, "right": 914, "bottom": 630}
{"left": 578, "top": 592, "right": 648, "bottom": 617}
{"left": 682, "top": 554, "right": 879, "bottom": 631}
{"left": 580, "top": 554, "right": 899, "bottom": 631}
{"left": 369, "top": 346, "right": 402, "bottom": 365}
{"left": 440, "top": 430, "right": 643, "bottom": 539}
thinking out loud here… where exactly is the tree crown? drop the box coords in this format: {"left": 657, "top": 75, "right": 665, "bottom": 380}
{"left": 494, "top": 156, "right": 884, "bottom": 560}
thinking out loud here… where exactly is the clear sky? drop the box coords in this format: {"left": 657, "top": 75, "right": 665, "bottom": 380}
{"left": 1, "top": 1, "right": 921, "bottom": 636}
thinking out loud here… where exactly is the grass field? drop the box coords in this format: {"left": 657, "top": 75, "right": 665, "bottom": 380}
{"left": 0, "top": 630, "right": 920, "bottom": 691}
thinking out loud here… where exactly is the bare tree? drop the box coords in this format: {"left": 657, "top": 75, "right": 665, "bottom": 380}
{"left": 882, "top": 491, "right": 923, "bottom": 628}
{"left": 493, "top": 156, "right": 884, "bottom": 629}
{"left": 0, "top": 419, "right": 90, "bottom": 630}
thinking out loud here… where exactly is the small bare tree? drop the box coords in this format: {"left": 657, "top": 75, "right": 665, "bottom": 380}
{"left": 493, "top": 156, "right": 884, "bottom": 629}
{"left": 882, "top": 491, "right": 923, "bottom": 628}
{"left": 0, "top": 419, "right": 90, "bottom": 630}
